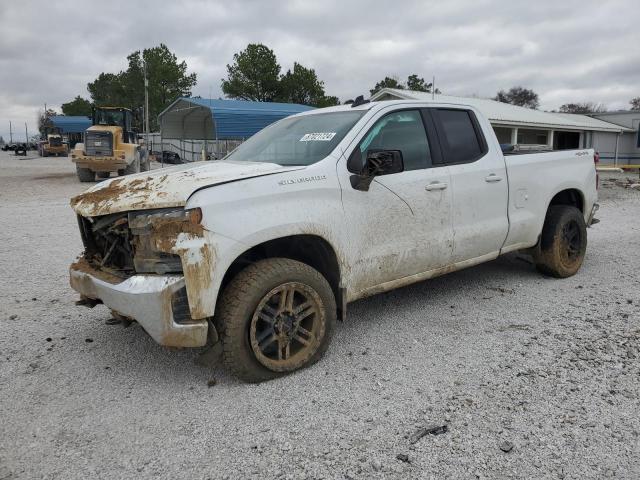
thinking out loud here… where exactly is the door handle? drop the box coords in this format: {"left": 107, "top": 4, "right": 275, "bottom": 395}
{"left": 485, "top": 174, "right": 503, "bottom": 183}
{"left": 425, "top": 182, "right": 448, "bottom": 191}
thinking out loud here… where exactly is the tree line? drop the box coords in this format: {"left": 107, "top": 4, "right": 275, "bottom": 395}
{"left": 56, "top": 42, "right": 441, "bottom": 131}
{"left": 220, "top": 43, "right": 439, "bottom": 106}
{"left": 54, "top": 42, "right": 640, "bottom": 135}
{"left": 489, "top": 86, "right": 640, "bottom": 113}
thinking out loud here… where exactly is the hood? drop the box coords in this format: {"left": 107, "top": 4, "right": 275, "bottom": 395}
{"left": 71, "top": 160, "right": 304, "bottom": 217}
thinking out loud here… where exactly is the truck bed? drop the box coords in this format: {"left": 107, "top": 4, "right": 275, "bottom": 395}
{"left": 501, "top": 149, "right": 598, "bottom": 253}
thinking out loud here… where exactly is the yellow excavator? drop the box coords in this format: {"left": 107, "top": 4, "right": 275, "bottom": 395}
{"left": 71, "top": 106, "right": 149, "bottom": 182}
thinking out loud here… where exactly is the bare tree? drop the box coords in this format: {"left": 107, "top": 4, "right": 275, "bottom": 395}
{"left": 558, "top": 102, "right": 607, "bottom": 114}
{"left": 630, "top": 97, "right": 640, "bottom": 111}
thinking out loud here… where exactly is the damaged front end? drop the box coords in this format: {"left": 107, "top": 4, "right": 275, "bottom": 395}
{"left": 70, "top": 207, "right": 214, "bottom": 347}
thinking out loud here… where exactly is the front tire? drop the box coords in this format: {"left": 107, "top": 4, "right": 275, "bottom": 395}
{"left": 217, "top": 258, "right": 336, "bottom": 383}
{"left": 140, "top": 152, "right": 150, "bottom": 172}
{"left": 532, "top": 205, "right": 587, "bottom": 278}
{"left": 76, "top": 165, "right": 95, "bottom": 182}
{"left": 123, "top": 153, "right": 140, "bottom": 175}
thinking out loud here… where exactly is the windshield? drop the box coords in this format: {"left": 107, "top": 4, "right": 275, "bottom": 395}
{"left": 95, "top": 109, "right": 125, "bottom": 127}
{"left": 225, "top": 111, "right": 364, "bottom": 166}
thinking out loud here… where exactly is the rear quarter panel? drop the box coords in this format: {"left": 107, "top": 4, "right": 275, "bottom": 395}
{"left": 502, "top": 149, "right": 597, "bottom": 252}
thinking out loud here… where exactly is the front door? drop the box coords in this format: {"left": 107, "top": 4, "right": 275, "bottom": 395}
{"left": 338, "top": 109, "right": 454, "bottom": 295}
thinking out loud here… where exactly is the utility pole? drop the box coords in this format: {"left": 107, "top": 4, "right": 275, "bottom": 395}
{"left": 43, "top": 103, "right": 48, "bottom": 139}
{"left": 143, "top": 59, "right": 150, "bottom": 141}
{"left": 9, "top": 121, "right": 12, "bottom": 143}
{"left": 25, "top": 123, "right": 28, "bottom": 143}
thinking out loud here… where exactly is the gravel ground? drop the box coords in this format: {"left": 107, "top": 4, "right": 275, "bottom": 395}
{"left": 1, "top": 151, "right": 639, "bottom": 479}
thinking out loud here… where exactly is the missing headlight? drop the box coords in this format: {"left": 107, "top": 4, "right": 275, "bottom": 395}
{"left": 127, "top": 208, "right": 201, "bottom": 274}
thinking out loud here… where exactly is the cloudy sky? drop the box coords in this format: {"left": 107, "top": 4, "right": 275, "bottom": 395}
{"left": 1, "top": 0, "right": 638, "bottom": 141}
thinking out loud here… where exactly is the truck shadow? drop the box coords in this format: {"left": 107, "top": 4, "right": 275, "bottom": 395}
{"left": 341, "top": 252, "right": 539, "bottom": 333}
{"left": 65, "top": 252, "right": 540, "bottom": 387}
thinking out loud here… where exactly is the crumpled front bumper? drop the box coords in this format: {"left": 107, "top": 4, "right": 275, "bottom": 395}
{"left": 70, "top": 262, "right": 208, "bottom": 347}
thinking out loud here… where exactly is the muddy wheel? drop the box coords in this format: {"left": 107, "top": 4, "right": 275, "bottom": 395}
{"left": 42, "top": 150, "right": 49, "bottom": 157}
{"left": 76, "top": 165, "right": 95, "bottom": 182}
{"left": 123, "top": 153, "right": 140, "bottom": 175}
{"left": 117, "top": 169, "right": 125, "bottom": 176}
{"left": 140, "top": 153, "right": 150, "bottom": 172}
{"left": 217, "top": 258, "right": 336, "bottom": 383}
{"left": 532, "top": 206, "right": 587, "bottom": 278}
{"left": 96, "top": 172, "right": 110, "bottom": 179}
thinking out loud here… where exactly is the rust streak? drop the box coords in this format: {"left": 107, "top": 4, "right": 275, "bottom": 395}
{"left": 70, "top": 257, "right": 123, "bottom": 285}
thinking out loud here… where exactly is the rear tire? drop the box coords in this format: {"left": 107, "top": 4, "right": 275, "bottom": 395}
{"left": 217, "top": 258, "right": 336, "bottom": 383}
{"left": 96, "top": 172, "right": 110, "bottom": 179}
{"left": 532, "top": 205, "right": 587, "bottom": 278}
{"left": 76, "top": 166, "right": 95, "bottom": 182}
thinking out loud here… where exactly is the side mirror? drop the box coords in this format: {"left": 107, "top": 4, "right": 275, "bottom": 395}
{"left": 349, "top": 149, "right": 404, "bottom": 191}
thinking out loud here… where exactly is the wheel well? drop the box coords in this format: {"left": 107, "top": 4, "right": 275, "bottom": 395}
{"left": 549, "top": 188, "right": 584, "bottom": 213}
{"left": 219, "top": 235, "right": 343, "bottom": 316}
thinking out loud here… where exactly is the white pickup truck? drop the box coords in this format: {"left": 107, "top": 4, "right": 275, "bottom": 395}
{"left": 70, "top": 99, "right": 598, "bottom": 382}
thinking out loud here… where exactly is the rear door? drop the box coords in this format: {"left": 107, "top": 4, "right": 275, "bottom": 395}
{"left": 429, "top": 108, "right": 509, "bottom": 263}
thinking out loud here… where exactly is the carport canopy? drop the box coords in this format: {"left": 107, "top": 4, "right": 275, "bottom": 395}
{"left": 48, "top": 115, "right": 91, "bottom": 134}
{"left": 158, "top": 97, "right": 314, "bottom": 140}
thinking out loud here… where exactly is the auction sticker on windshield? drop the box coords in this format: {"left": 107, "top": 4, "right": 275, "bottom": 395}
{"left": 300, "top": 132, "right": 336, "bottom": 142}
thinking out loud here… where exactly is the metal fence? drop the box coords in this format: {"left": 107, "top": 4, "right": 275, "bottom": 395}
{"left": 145, "top": 134, "right": 243, "bottom": 163}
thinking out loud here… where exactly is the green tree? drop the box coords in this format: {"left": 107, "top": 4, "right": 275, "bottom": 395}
{"left": 370, "top": 74, "right": 440, "bottom": 96}
{"left": 86, "top": 44, "right": 196, "bottom": 130}
{"left": 222, "top": 44, "right": 281, "bottom": 101}
{"left": 87, "top": 72, "right": 127, "bottom": 107}
{"left": 630, "top": 97, "right": 640, "bottom": 111}
{"left": 61, "top": 96, "right": 92, "bottom": 116}
{"left": 406, "top": 74, "right": 431, "bottom": 92}
{"left": 369, "top": 76, "right": 405, "bottom": 96}
{"left": 124, "top": 44, "right": 197, "bottom": 129}
{"left": 494, "top": 86, "right": 539, "bottom": 109}
{"left": 277, "top": 62, "right": 339, "bottom": 107}
{"left": 278, "top": 62, "right": 325, "bottom": 105}
{"left": 316, "top": 95, "right": 340, "bottom": 107}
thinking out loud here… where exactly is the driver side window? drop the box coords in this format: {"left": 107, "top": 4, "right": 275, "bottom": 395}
{"left": 359, "top": 110, "right": 431, "bottom": 171}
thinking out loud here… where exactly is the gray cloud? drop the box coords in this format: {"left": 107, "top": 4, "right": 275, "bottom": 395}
{"left": 1, "top": 0, "right": 638, "bottom": 140}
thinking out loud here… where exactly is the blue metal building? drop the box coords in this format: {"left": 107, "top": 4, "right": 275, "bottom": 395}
{"left": 158, "top": 97, "right": 314, "bottom": 141}
{"left": 48, "top": 115, "right": 91, "bottom": 134}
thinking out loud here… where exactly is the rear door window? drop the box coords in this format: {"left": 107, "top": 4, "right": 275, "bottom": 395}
{"left": 432, "top": 109, "right": 487, "bottom": 164}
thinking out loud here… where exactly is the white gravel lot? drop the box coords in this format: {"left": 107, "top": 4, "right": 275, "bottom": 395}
{"left": 1, "top": 151, "right": 639, "bottom": 479}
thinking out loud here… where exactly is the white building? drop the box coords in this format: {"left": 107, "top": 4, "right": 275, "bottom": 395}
{"left": 370, "top": 88, "right": 633, "bottom": 163}
{"left": 589, "top": 111, "right": 640, "bottom": 165}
